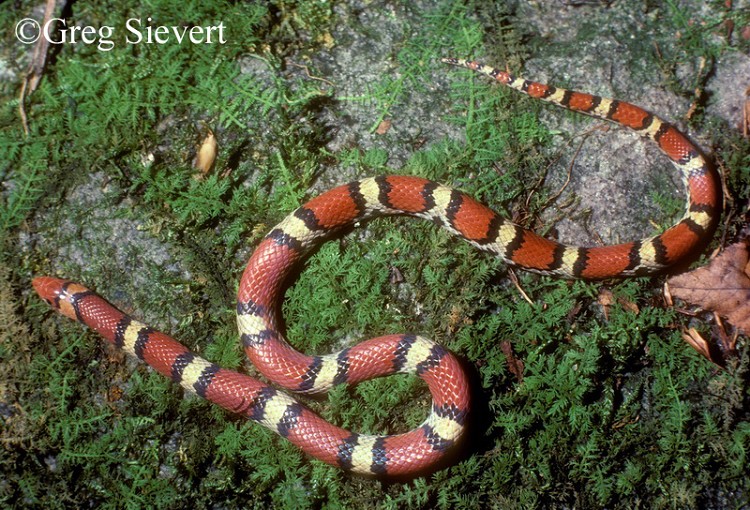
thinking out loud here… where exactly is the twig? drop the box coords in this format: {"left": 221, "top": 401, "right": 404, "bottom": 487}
{"left": 508, "top": 268, "right": 533, "bottom": 305}
{"left": 288, "top": 61, "right": 335, "bottom": 88}
{"left": 743, "top": 86, "right": 749, "bottom": 138}
{"left": 19, "top": 0, "right": 57, "bottom": 136}
{"left": 685, "top": 57, "right": 707, "bottom": 121}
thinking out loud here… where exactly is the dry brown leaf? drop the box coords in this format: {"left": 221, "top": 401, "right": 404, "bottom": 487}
{"left": 375, "top": 119, "right": 392, "bottom": 135}
{"left": 193, "top": 128, "right": 217, "bottom": 176}
{"left": 712, "top": 313, "right": 740, "bottom": 356}
{"left": 598, "top": 288, "right": 615, "bottom": 320}
{"left": 107, "top": 384, "right": 124, "bottom": 403}
{"left": 500, "top": 341, "right": 524, "bottom": 383}
{"left": 680, "top": 321, "right": 736, "bottom": 367}
{"left": 597, "top": 288, "right": 639, "bottom": 320}
{"left": 447, "top": 305, "right": 462, "bottom": 334}
{"left": 566, "top": 300, "right": 583, "bottom": 323}
{"left": 682, "top": 327, "right": 717, "bottom": 364}
{"left": 618, "top": 296, "right": 640, "bottom": 315}
{"left": 667, "top": 241, "right": 750, "bottom": 334}
{"left": 389, "top": 265, "right": 404, "bottom": 285}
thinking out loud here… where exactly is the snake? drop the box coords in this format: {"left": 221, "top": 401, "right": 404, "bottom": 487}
{"left": 32, "top": 59, "right": 719, "bottom": 477}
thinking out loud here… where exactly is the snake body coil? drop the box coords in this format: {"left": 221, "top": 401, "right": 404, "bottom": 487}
{"left": 33, "top": 59, "right": 719, "bottom": 477}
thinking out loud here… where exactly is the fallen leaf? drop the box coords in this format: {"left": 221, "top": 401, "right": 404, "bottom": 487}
{"left": 597, "top": 287, "right": 639, "bottom": 320}
{"left": 193, "top": 128, "right": 218, "bottom": 176}
{"left": 375, "top": 119, "right": 392, "bottom": 135}
{"left": 618, "top": 295, "right": 640, "bottom": 315}
{"left": 500, "top": 341, "right": 524, "bottom": 383}
{"left": 667, "top": 240, "right": 750, "bottom": 334}
{"left": 108, "top": 385, "right": 124, "bottom": 402}
{"left": 598, "top": 288, "right": 615, "bottom": 320}
{"left": 681, "top": 327, "right": 723, "bottom": 366}
{"left": 447, "top": 305, "right": 461, "bottom": 333}
{"left": 389, "top": 265, "right": 404, "bottom": 285}
{"left": 566, "top": 300, "right": 583, "bottom": 323}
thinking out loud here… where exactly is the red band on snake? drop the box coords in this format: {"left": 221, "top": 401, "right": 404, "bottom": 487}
{"left": 32, "top": 59, "right": 720, "bottom": 477}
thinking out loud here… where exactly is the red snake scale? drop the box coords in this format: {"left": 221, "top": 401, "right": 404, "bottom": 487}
{"left": 33, "top": 59, "right": 719, "bottom": 477}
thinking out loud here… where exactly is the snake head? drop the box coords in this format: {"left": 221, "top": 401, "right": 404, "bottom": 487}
{"left": 32, "top": 276, "right": 90, "bottom": 322}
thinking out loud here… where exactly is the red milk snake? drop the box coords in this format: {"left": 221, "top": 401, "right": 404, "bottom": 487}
{"left": 33, "top": 59, "right": 719, "bottom": 477}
